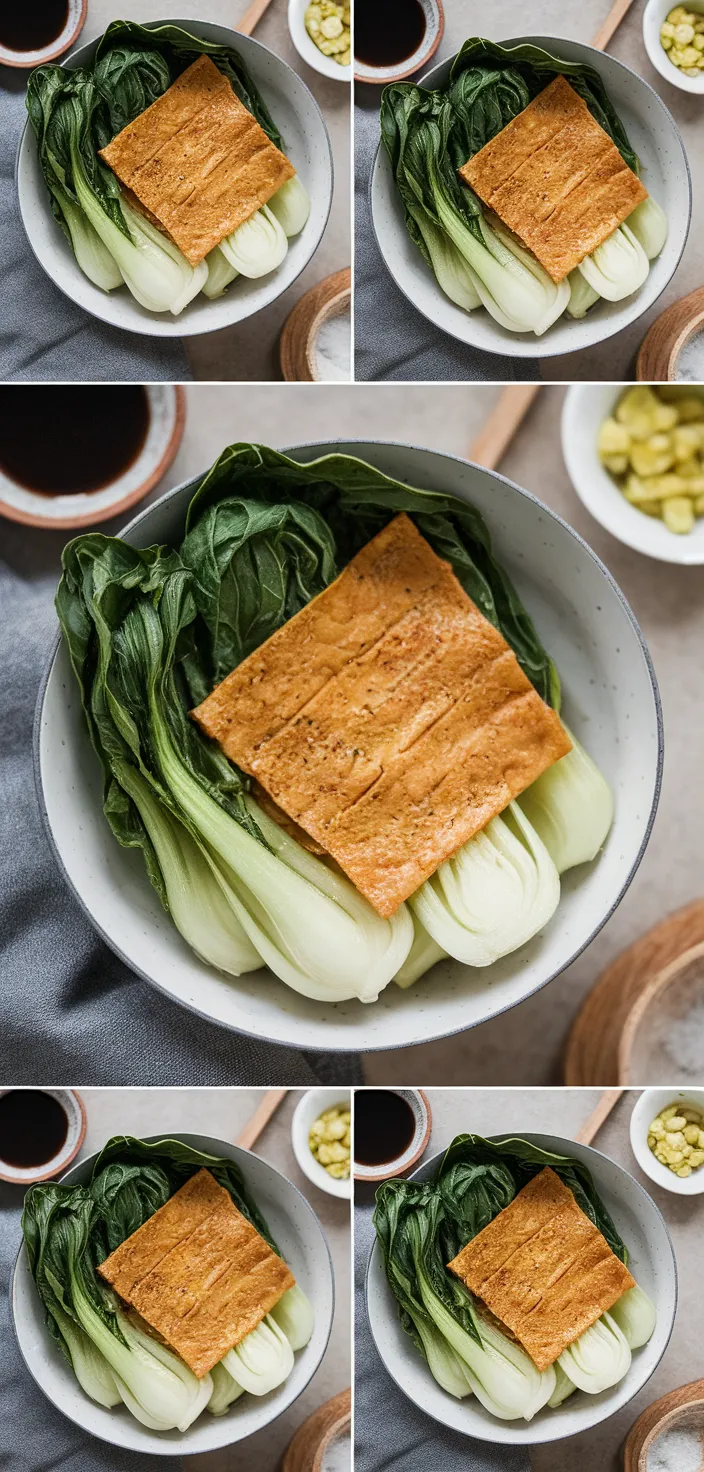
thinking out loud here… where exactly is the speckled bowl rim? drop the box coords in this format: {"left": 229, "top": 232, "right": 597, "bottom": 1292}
{"left": 354, "top": 1089, "right": 431, "bottom": 1181}
{"left": 354, "top": 0, "right": 444, "bottom": 84}
{"left": 0, "top": 386, "right": 186, "bottom": 530}
{"left": 370, "top": 34, "right": 692, "bottom": 360}
{"left": 0, "top": 1089, "right": 86, "bottom": 1183}
{"left": 32, "top": 438, "right": 663, "bottom": 1055}
{"left": 0, "top": 0, "right": 87, "bottom": 68}
{"left": 366, "top": 1132, "right": 678, "bottom": 1446}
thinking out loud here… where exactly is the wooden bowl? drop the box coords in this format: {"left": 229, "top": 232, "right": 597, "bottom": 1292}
{"left": 279, "top": 269, "right": 350, "bottom": 382}
{"left": 282, "top": 1388, "right": 351, "bottom": 1472}
{"left": 637, "top": 286, "right": 704, "bottom": 382}
{"left": 623, "top": 1382, "right": 704, "bottom": 1471}
{"left": 564, "top": 900, "right": 704, "bottom": 1086}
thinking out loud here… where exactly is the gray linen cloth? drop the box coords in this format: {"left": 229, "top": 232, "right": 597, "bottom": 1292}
{"left": 354, "top": 88, "right": 540, "bottom": 384}
{"left": 0, "top": 523, "right": 361, "bottom": 1086}
{"left": 355, "top": 1198, "right": 531, "bottom": 1472}
{"left": 0, "top": 73, "right": 191, "bottom": 383}
{"left": 2, "top": 1186, "right": 179, "bottom": 1472}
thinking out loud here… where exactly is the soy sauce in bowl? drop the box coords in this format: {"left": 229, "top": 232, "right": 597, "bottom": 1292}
{"left": 355, "top": 0, "right": 427, "bottom": 68}
{"left": 0, "top": 386, "right": 150, "bottom": 496}
{"left": 0, "top": 1090, "right": 69, "bottom": 1169}
{"left": 355, "top": 1089, "right": 416, "bottom": 1166}
{"left": 0, "top": 0, "right": 69, "bottom": 52}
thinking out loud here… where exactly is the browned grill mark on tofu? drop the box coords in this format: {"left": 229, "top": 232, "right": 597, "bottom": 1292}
{"left": 192, "top": 514, "right": 570, "bottom": 916}
{"left": 448, "top": 1167, "right": 635, "bottom": 1370}
{"left": 460, "top": 75, "right": 648, "bottom": 283}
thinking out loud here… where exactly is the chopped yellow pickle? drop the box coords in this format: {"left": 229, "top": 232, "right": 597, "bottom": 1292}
{"left": 660, "top": 6, "right": 704, "bottom": 72}
{"left": 308, "top": 1103, "right": 351, "bottom": 1179}
{"left": 648, "top": 1101, "right": 704, "bottom": 1174}
{"left": 304, "top": 0, "right": 350, "bottom": 64}
{"left": 598, "top": 387, "right": 704, "bottom": 534}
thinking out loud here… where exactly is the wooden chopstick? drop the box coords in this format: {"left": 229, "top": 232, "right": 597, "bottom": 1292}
{"left": 592, "top": 0, "right": 637, "bottom": 51}
{"left": 468, "top": 385, "right": 542, "bottom": 470}
{"left": 236, "top": 1089, "right": 288, "bottom": 1149}
{"left": 575, "top": 1089, "right": 624, "bottom": 1146}
{"left": 236, "top": 0, "right": 276, "bottom": 36}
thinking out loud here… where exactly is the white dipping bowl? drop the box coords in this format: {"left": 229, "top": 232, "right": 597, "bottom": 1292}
{"left": 630, "top": 1088, "right": 704, "bottom": 1196}
{"left": 562, "top": 383, "right": 704, "bottom": 564}
{"left": 11, "top": 1132, "right": 334, "bottom": 1456}
{"left": 291, "top": 1088, "right": 351, "bottom": 1199}
{"left": 288, "top": 0, "right": 351, "bottom": 81}
{"left": 644, "top": 0, "right": 704, "bottom": 96}
{"left": 366, "top": 1133, "right": 677, "bottom": 1446}
{"left": 35, "top": 439, "right": 662, "bottom": 1055}
{"left": 371, "top": 36, "right": 691, "bottom": 360}
{"left": 17, "top": 19, "right": 333, "bottom": 339}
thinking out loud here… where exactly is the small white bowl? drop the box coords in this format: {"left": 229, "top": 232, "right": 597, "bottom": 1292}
{"left": 0, "top": 0, "right": 85, "bottom": 68}
{"left": 562, "top": 384, "right": 704, "bottom": 565}
{"left": 353, "top": 1089, "right": 431, "bottom": 1184}
{"left": 630, "top": 1088, "right": 704, "bottom": 1196}
{"left": 291, "top": 1088, "right": 351, "bottom": 1199}
{"left": 367, "top": 1132, "right": 677, "bottom": 1446}
{"left": 287, "top": 0, "right": 351, "bottom": 82}
{"left": 17, "top": 19, "right": 333, "bottom": 340}
{"left": 643, "top": 0, "right": 704, "bottom": 96}
{"left": 12, "top": 1131, "right": 334, "bottom": 1456}
{"left": 0, "top": 385, "right": 185, "bottom": 530}
{"left": 371, "top": 35, "right": 691, "bottom": 360}
{"left": 0, "top": 1089, "right": 85, "bottom": 1184}
{"left": 354, "top": 0, "right": 444, "bottom": 85}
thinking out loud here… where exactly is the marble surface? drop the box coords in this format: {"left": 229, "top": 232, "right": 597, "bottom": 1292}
{"left": 74, "top": 0, "right": 350, "bottom": 382}
{"left": 356, "top": 0, "right": 703, "bottom": 383}
{"left": 408, "top": 1089, "right": 702, "bottom": 1472}
{"left": 73, "top": 1088, "right": 351, "bottom": 1472}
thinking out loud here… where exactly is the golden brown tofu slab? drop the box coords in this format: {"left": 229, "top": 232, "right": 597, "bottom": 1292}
{"left": 99, "top": 54, "right": 295, "bottom": 266}
{"left": 192, "top": 514, "right": 570, "bottom": 917}
{"left": 98, "top": 1169, "right": 294, "bottom": 1377}
{"left": 460, "top": 75, "right": 647, "bottom": 283}
{"left": 448, "top": 1167, "right": 635, "bottom": 1370}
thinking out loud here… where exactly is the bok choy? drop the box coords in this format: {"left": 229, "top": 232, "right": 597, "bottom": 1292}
{"left": 22, "top": 1136, "right": 314, "bottom": 1432}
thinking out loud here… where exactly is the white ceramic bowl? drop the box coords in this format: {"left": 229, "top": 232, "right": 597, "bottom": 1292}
{"left": 371, "top": 35, "right": 691, "bottom": 360}
{"left": 354, "top": 0, "right": 443, "bottom": 84}
{"left": 35, "top": 439, "right": 662, "bottom": 1055}
{"left": 0, "top": 385, "right": 184, "bottom": 530}
{"left": 291, "top": 1088, "right": 351, "bottom": 1199}
{"left": 288, "top": 0, "right": 351, "bottom": 82}
{"left": 353, "top": 1089, "right": 431, "bottom": 1184}
{"left": 17, "top": 19, "right": 333, "bottom": 340}
{"left": 630, "top": 1088, "right": 704, "bottom": 1196}
{"left": 562, "top": 384, "right": 704, "bottom": 564}
{"left": 11, "top": 1131, "right": 334, "bottom": 1456}
{"left": 366, "top": 1133, "right": 677, "bottom": 1446}
{"left": 0, "top": 0, "right": 85, "bottom": 68}
{"left": 0, "top": 1089, "right": 85, "bottom": 1184}
{"left": 644, "top": 0, "right": 704, "bottom": 95}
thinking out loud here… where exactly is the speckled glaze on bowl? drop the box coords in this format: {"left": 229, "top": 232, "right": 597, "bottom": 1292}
{"left": 11, "top": 1132, "right": 334, "bottom": 1456}
{"left": 371, "top": 35, "right": 691, "bottom": 359}
{"left": 354, "top": 0, "right": 443, "bottom": 84}
{"left": 0, "top": 0, "right": 86, "bottom": 68}
{"left": 0, "top": 1089, "right": 85, "bottom": 1184}
{"left": 17, "top": 20, "right": 333, "bottom": 340}
{"left": 0, "top": 385, "right": 185, "bottom": 530}
{"left": 354, "top": 1089, "right": 431, "bottom": 1183}
{"left": 367, "top": 1133, "right": 677, "bottom": 1446}
{"left": 35, "top": 440, "right": 662, "bottom": 1055}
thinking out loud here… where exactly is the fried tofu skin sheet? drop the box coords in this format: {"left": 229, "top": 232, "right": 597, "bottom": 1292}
{"left": 460, "top": 75, "right": 647, "bottom": 283}
{"left": 98, "top": 1169, "right": 295, "bottom": 1378}
{"left": 192, "top": 514, "right": 570, "bottom": 917}
{"left": 448, "top": 1167, "right": 635, "bottom": 1371}
{"left": 99, "top": 54, "right": 295, "bottom": 266}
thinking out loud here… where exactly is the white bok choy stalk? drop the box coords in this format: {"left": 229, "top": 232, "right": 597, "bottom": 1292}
{"left": 222, "top": 1315, "right": 294, "bottom": 1395}
{"left": 558, "top": 1311, "right": 631, "bottom": 1395}
{"left": 626, "top": 197, "right": 668, "bottom": 260}
{"left": 547, "top": 1362, "right": 577, "bottom": 1408}
{"left": 72, "top": 1295, "right": 212, "bottom": 1430}
{"left": 483, "top": 215, "right": 571, "bottom": 335}
{"left": 52, "top": 182, "right": 124, "bottom": 292}
{"left": 394, "top": 913, "right": 447, "bottom": 988}
{"left": 518, "top": 729, "right": 613, "bottom": 875}
{"left": 268, "top": 174, "right": 310, "bottom": 237}
{"left": 416, "top": 1316, "right": 474, "bottom": 1399}
{"left": 207, "top": 1361, "right": 245, "bottom": 1416}
{"left": 407, "top": 202, "right": 481, "bottom": 311}
{"left": 577, "top": 223, "right": 650, "bottom": 302}
{"left": 409, "top": 801, "right": 560, "bottom": 967}
{"left": 220, "top": 205, "right": 289, "bottom": 278}
{"left": 151, "top": 708, "right": 413, "bottom": 1001}
{"left": 119, "top": 201, "right": 209, "bottom": 315}
{"left": 202, "top": 246, "right": 239, "bottom": 300}
{"left": 50, "top": 1299, "right": 122, "bottom": 1408}
{"left": 270, "top": 1283, "right": 315, "bottom": 1350}
{"left": 433, "top": 189, "right": 557, "bottom": 335}
{"left": 70, "top": 154, "right": 190, "bottom": 314}
{"left": 609, "top": 1284, "right": 657, "bottom": 1349}
{"left": 566, "top": 268, "right": 600, "bottom": 321}
{"left": 117, "top": 763, "right": 262, "bottom": 977}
